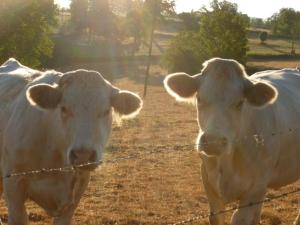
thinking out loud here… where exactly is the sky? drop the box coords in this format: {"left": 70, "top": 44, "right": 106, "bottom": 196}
{"left": 54, "top": 0, "right": 300, "bottom": 19}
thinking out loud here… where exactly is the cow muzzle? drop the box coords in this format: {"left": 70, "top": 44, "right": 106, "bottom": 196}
{"left": 69, "top": 148, "right": 100, "bottom": 170}
{"left": 198, "top": 133, "right": 228, "bottom": 156}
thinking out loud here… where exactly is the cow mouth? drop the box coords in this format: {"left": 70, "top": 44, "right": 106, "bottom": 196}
{"left": 72, "top": 161, "right": 102, "bottom": 171}
{"left": 198, "top": 143, "right": 226, "bottom": 156}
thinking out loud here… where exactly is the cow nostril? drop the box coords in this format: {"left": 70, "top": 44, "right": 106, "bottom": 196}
{"left": 200, "top": 134, "right": 228, "bottom": 146}
{"left": 69, "top": 150, "right": 77, "bottom": 164}
{"left": 221, "top": 137, "right": 228, "bottom": 145}
{"left": 89, "top": 151, "right": 97, "bottom": 162}
{"left": 69, "top": 149, "right": 97, "bottom": 165}
{"left": 200, "top": 134, "right": 208, "bottom": 146}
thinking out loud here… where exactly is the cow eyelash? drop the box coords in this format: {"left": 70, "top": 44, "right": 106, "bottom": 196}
{"left": 197, "top": 97, "right": 208, "bottom": 107}
{"left": 235, "top": 100, "right": 244, "bottom": 110}
{"left": 60, "top": 106, "right": 73, "bottom": 117}
{"left": 61, "top": 106, "right": 68, "bottom": 114}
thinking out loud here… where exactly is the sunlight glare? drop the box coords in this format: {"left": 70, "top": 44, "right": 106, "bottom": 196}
{"left": 55, "top": 0, "right": 71, "bottom": 9}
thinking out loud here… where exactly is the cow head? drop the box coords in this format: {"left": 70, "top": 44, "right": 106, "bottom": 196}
{"left": 26, "top": 70, "right": 142, "bottom": 169}
{"left": 164, "top": 58, "right": 278, "bottom": 156}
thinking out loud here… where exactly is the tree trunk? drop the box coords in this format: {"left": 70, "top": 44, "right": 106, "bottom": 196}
{"left": 291, "top": 34, "right": 296, "bottom": 55}
{"left": 143, "top": 17, "right": 156, "bottom": 98}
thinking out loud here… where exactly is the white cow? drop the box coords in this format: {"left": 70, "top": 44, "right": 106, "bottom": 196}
{"left": 0, "top": 58, "right": 143, "bottom": 225}
{"left": 164, "top": 58, "right": 300, "bottom": 225}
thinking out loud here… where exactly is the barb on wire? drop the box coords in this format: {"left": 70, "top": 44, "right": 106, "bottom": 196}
{"left": 3, "top": 152, "right": 167, "bottom": 179}
{"left": 4, "top": 160, "right": 103, "bottom": 179}
{"left": 169, "top": 187, "right": 300, "bottom": 225}
{"left": 3, "top": 127, "right": 300, "bottom": 179}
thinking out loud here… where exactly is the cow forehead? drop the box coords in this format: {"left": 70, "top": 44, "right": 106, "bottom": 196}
{"left": 60, "top": 70, "right": 111, "bottom": 108}
{"left": 60, "top": 69, "right": 108, "bottom": 88}
{"left": 199, "top": 60, "right": 245, "bottom": 103}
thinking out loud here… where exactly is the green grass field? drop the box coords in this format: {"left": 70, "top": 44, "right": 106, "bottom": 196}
{"left": 148, "top": 29, "right": 300, "bottom": 58}
{"left": 248, "top": 37, "right": 300, "bottom": 56}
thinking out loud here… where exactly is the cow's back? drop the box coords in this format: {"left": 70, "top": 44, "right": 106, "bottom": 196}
{"left": 0, "top": 59, "right": 39, "bottom": 174}
{"left": 0, "top": 59, "right": 41, "bottom": 111}
{"left": 0, "top": 59, "right": 51, "bottom": 179}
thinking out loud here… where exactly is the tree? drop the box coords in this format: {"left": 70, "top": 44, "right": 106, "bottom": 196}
{"left": 163, "top": 0, "right": 249, "bottom": 74}
{"left": 269, "top": 8, "right": 300, "bottom": 54}
{"left": 70, "top": 0, "right": 89, "bottom": 33}
{"left": 259, "top": 31, "right": 268, "bottom": 44}
{"left": 143, "top": 0, "right": 175, "bottom": 97}
{"left": 124, "top": 10, "right": 143, "bottom": 55}
{"left": 250, "top": 17, "right": 267, "bottom": 29}
{"left": 178, "top": 12, "right": 200, "bottom": 32}
{"left": 198, "top": 0, "right": 249, "bottom": 64}
{"left": 0, "top": 0, "right": 57, "bottom": 68}
{"left": 162, "top": 32, "right": 208, "bottom": 73}
{"left": 123, "top": 1, "right": 145, "bottom": 55}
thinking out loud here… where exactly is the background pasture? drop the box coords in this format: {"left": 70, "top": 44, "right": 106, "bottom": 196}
{"left": 0, "top": 1, "right": 300, "bottom": 222}
{"left": 0, "top": 57, "right": 300, "bottom": 224}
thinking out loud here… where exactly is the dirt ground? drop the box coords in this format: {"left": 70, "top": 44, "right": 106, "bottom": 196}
{"left": 0, "top": 60, "right": 300, "bottom": 224}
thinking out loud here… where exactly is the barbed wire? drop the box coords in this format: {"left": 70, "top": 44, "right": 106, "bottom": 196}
{"left": 3, "top": 127, "right": 300, "bottom": 179}
{"left": 3, "top": 145, "right": 195, "bottom": 179}
{"left": 2, "top": 128, "right": 300, "bottom": 224}
{"left": 169, "top": 187, "right": 300, "bottom": 225}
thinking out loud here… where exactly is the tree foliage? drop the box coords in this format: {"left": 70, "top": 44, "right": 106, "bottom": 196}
{"left": 268, "top": 8, "right": 300, "bottom": 54}
{"left": 142, "top": 0, "right": 175, "bottom": 40}
{"left": 70, "top": 0, "right": 119, "bottom": 39}
{"left": 163, "top": 0, "right": 249, "bottom": 74}
{"left": 178, "top": 12, "right": 200, "bottom": 32}
{"left": 259, "top": 31, "right": 268, "bottom": 43}
{"left": 250, "top": 18, "right": 270, "bottom": 29}
{"left": 162, "top": 32, "right": 209, "bottom": 74}
{"left": 89, "top": 0, "right": 119, "bottom": 38}
{"left": 124, "top": 3, "right": 145, "bottom": 55}
{"left": 198, "top": 0, "right": 249, "bottom": 64}
{"left": 0, "top": 0, "right": 57, "bottom": 67}
{"left": 143, "top": 0, "right": 175, "bottom": 22}
{"left": 269, "top": 8, "right": 300, "bottom": 37}
{"left": 70, "top": 0, "right": 89, "bottom": 33}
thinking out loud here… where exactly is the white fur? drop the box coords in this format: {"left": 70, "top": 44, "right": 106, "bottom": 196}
{"left": 0, "top": 58, "right": 142, "bottom": 225}
{"left": 165, "top": 58, "right": 300, "bottom": 225}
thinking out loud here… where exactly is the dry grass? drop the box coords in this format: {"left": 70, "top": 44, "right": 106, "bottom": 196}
{"left": 248, "top": 38, "right": 300, "bottom": 55}
{"left": 1, "top": 61, "right": 300, "bottom": 225}
{"left": 248, "top": 58, "right": 300, "bottom": 70}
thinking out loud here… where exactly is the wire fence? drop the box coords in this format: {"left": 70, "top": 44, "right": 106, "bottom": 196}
{"left": 1, "top": 128, "right": 300, "bottom": 224}
{"left": 169, "top": 187, "right": 300, "bottom": 225}
{"left": 4, "top": 127, "right": 299, "bottom": 179}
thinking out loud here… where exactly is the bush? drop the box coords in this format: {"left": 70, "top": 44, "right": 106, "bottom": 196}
{"left": 0, "top": 0, "right": 57, "bottom": 68}
{"left": 260, "top": 31, "right": 268, "bottom": 43}
{"left": 162, "top": 32, "right": 211, "bottom": 74}
{"left": 163, "top": 0, "right": 249, "bottom": 74}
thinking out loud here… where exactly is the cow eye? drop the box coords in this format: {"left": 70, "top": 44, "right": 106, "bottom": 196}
{"left": 60, "top": 106, "right": 73, "bottom": 117}
{"left": 61, "top": 106, "right": 68, "bottom": 114}
{"left": 235, "top": 100, "right": 244, "bottom": 111}
{"left": 197, "top": 96, "right": 207, "bottom": 108}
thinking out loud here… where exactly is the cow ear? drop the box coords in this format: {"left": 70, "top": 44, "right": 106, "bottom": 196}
{"left": 112, "top": 90, "right": 143, "bottom": 118}
{"left": 26, "top": 84, "right": 62, "bottom": 110}
{"left": 164, "top": 73, "right": 199, "bottom": 101}
{"left": 244, "top": 80, "right": 278, "bottom": 107}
